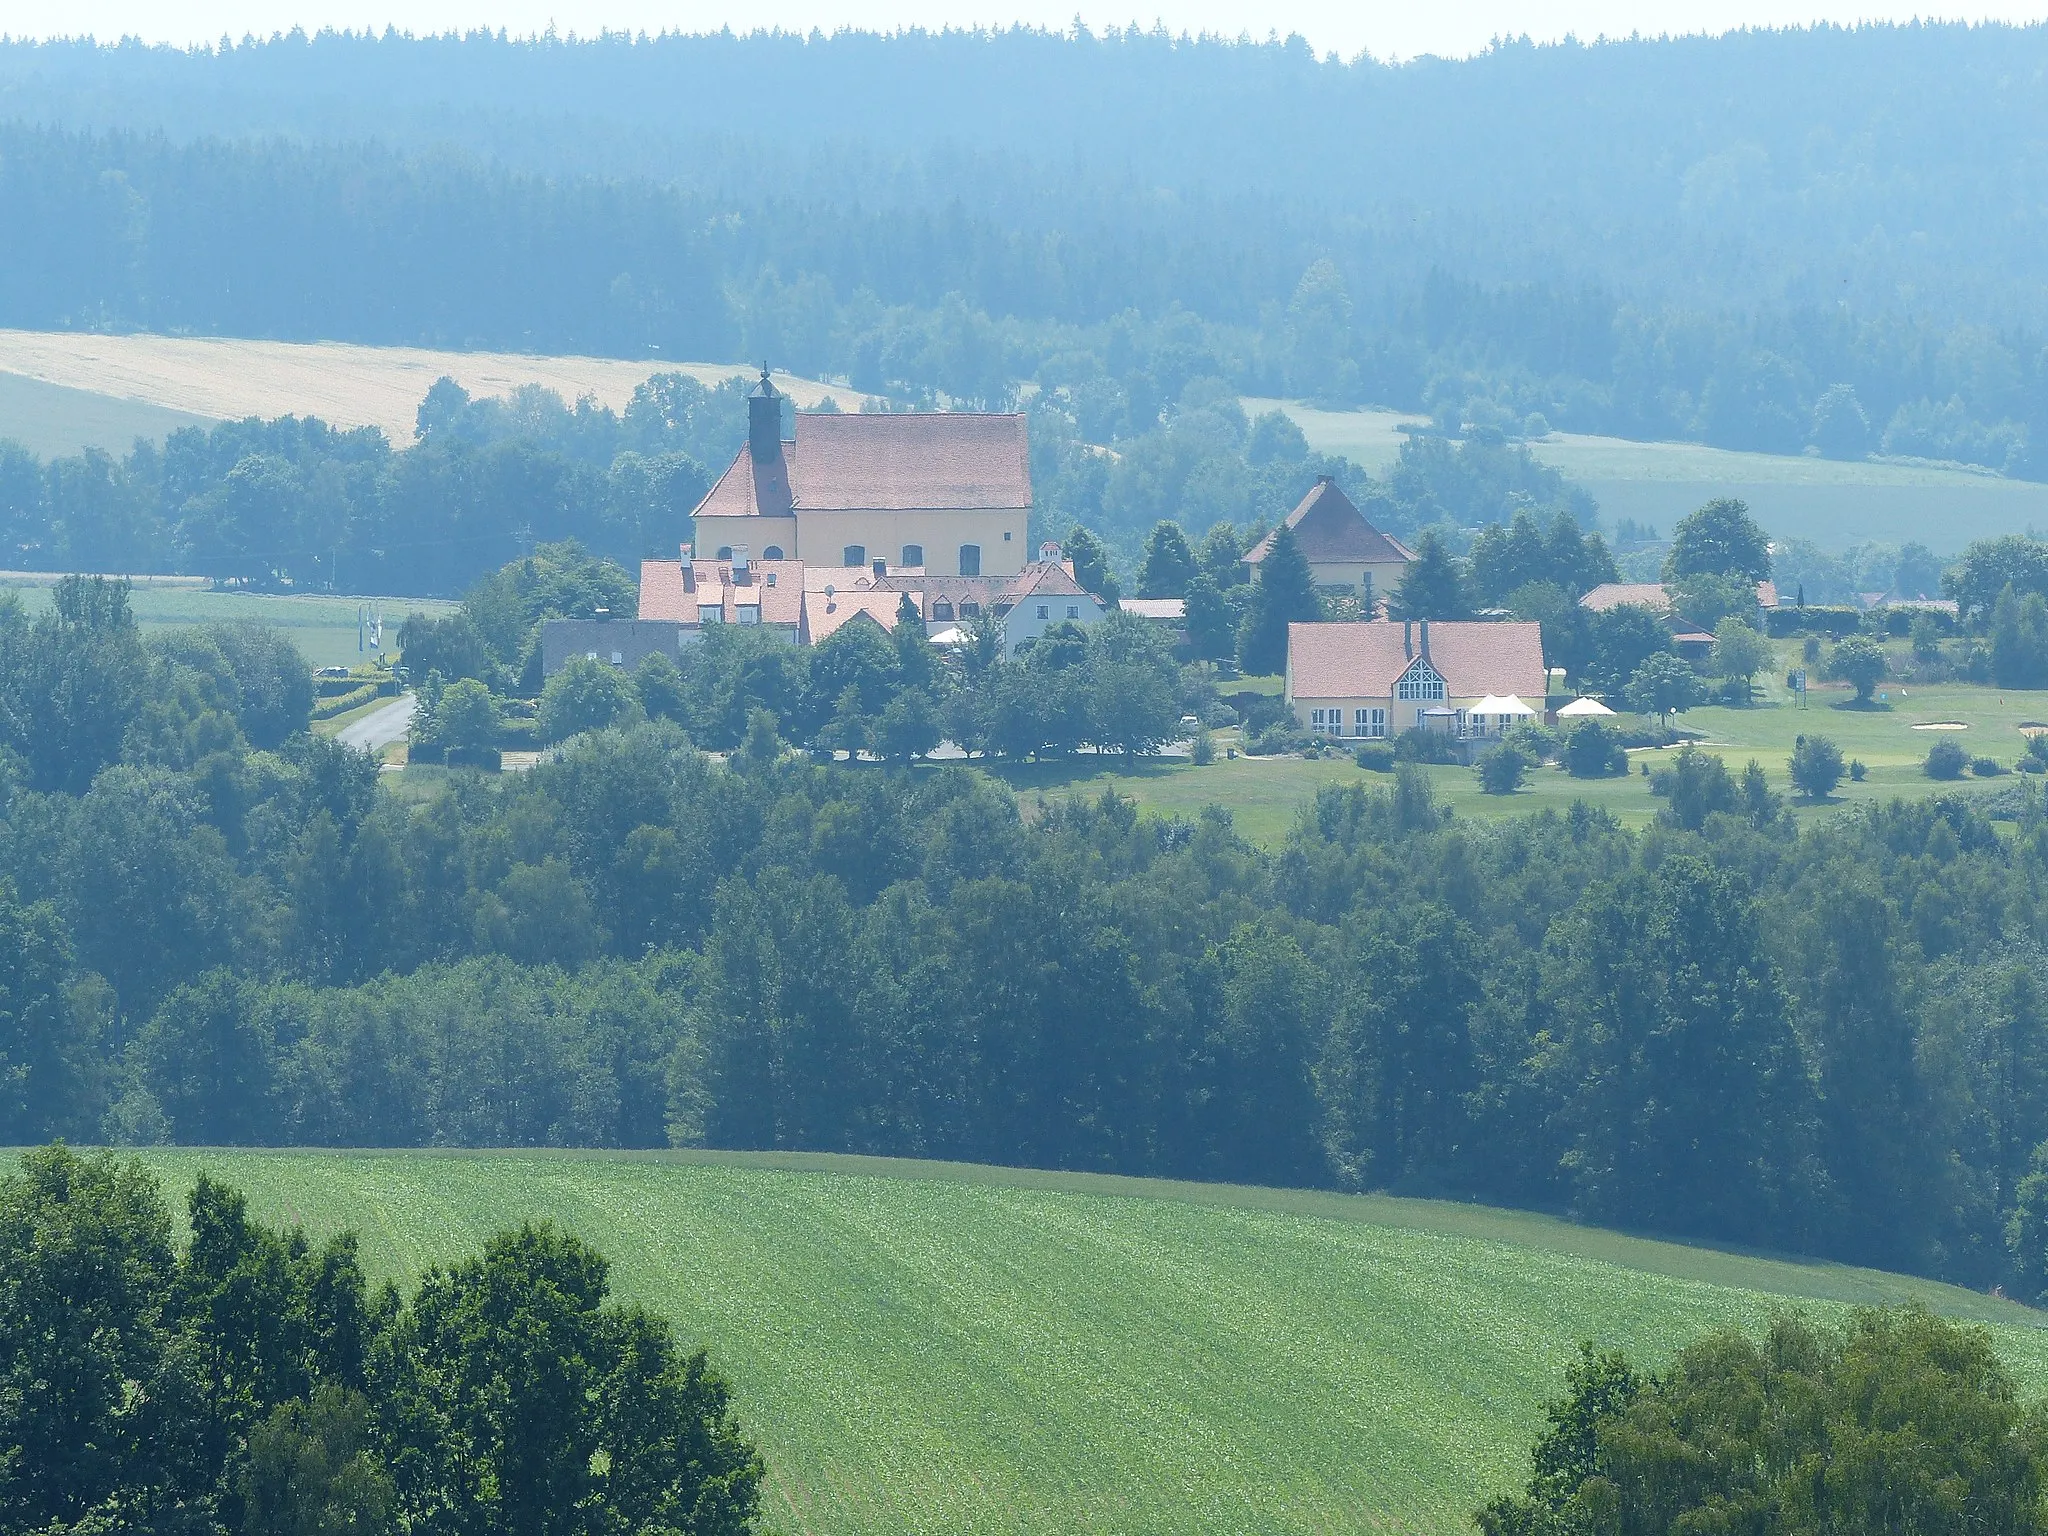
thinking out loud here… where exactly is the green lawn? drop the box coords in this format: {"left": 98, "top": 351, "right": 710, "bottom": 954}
{"left": 123, "top": 1148, "right": 2048, "bottom": 1536}
{"left": 0, "top": 579, "right": 457, "bottom": 668}
{"left": 1250, "top": 398, "right": 2048, "bottom": 549}
{"left": 995, "top": 654, "right": 2042, "bottom": 843}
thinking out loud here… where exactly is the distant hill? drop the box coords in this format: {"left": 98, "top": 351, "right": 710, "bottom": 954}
{"left": 133, "top": 1148, "right": 2048, "bottom": 1536}
{"left": 0, "top": 25, "right": 2042, "bottom": 479}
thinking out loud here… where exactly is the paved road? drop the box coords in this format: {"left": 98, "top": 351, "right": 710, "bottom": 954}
{"left": 336, "top": 692, "right": 415, "bottom": 755}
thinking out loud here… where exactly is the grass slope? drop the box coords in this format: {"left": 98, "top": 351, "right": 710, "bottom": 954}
{"left": 0, "top": 329, "right": 868, "bottom": 451}
{"left": 0, "top": 369, "right": 214, "bottom": 457}
{"left": 1250, "top": 399, "right": 2048, "bottom": 550}
{"left": 129, "top": 1148, "right": 2048, "bottom": 1536}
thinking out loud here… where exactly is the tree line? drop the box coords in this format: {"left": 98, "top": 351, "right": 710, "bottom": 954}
{"left": 0, "top": 1145, "right": 762, "bottom": 1535}
{"left": 0, "top": 373, "right": 746, "bottom": 592}
{"left": 11, "top": 581, "right": 2048, "bottom": 1292}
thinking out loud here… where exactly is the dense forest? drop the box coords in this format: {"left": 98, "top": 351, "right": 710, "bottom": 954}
{"left": 0, "top": 25, "right": 2044, "bottom": 474}
{"left": 10, "top": 574, "right": 2048, "bottom": 1296}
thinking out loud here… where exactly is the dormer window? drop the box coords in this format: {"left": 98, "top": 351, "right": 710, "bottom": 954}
{"left": 960, "top": 602, "right": 980, "bottom": 617}
{"left": 1395, "top": 658, "right": 1447, "bottom": 701}
{"left": 933, "top": 601, "right": 954, "bottom": 620}
{"left": 737, "top": 604, "right": 760, "bottom": 625}
{"left": 698, "top": 603, "right": 722, "bottom": 624}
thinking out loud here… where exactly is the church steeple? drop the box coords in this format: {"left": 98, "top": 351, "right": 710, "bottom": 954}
{"left": 748, "top": 364, "right": 784, "bottom": 466}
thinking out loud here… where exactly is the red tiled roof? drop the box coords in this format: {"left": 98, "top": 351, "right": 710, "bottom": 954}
{"left": 1580, "top": 580, "right": 1774, "bottom": 613}
{"left": 639, "top": 560, "right": 688, "bottom": 622}
{"left": 637, "top": 558, "right": 803, "bottom": 627}
{"left": 1288, "top": 620, "right": 1546, "bottom": 701}
{"left": 1245, "top": 478, "right": 1415, "bottom": 566}
{"left": 695, "top": 412, "right": 1031, "bottom": 519}
{"left": 803, "top": 588, "right": 905, "bottom": 644}
{"left": 1578, "top": 582, "right": 1673, "bottom": 614}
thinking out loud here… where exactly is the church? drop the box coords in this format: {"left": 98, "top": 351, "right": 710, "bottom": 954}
{"left": 690, "top": 370, "right": 1033, "bottom": 578}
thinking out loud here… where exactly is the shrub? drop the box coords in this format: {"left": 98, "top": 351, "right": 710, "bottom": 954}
{"left": 1972, "top": 755, "right": 2005, "bottom": 777}
{"left": 1503, "top": 721, "right": 1561, "bottom": 763}
{"left": 1189, "top": 726, "right": 1215, "bottom": 766}
{"left": 1849, "top": 758, "right": 1867, "bottom": 781}
{"left": 311, "top": 684, "right": 380, "bottom": 721}
{"left": 1244, "top": 722, "right": 1306, "bottom": 756}
{"left": 1788, "top": 733, "right": 1845, "bottom": 800}
{"left": 1476, "top": 744, "right": 1528, "bottom": 795}
{"left": 1564, "top": 719, "right": 1627, "bottom": 778}
{"left": 539, "top": 656, "right": 643, "bottom": 743}
{"left": 1392, "top": 726, "right": 1460, "bottom": 764}
{"left": 1924, "top": 738, "right": 1969, "bottom": 779}
{"left": 1826, "top": 634, "right": 1889, "bottom": 702}
{"left": 1354, "top": 742, "right": 1395, "bottom": 772}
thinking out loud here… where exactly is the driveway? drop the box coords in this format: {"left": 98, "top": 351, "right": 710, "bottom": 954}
{"left": 336, "top": 692, "right": 416, "bottom": 755}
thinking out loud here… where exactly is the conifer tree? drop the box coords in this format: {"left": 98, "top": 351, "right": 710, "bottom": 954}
{"left": 1136, "top": 521, "right": 1196, "bottom": 598}
{"left": 1236, "top": 524, "right": 1318, "bottom": 675}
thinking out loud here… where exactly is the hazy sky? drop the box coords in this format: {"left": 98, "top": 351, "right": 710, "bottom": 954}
{"left": 7, "top": 0, "right": 2046, "bottom": 61}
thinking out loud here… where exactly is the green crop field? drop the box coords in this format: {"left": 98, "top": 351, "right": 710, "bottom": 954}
{"left": 119, "top": 1148, "right": 2048, "bottom": 1536}
{"left": 1248, "top": 398, "right": 2048, "bottom": 551}
{"left": 0, "top": 578, "right": 457, "bottom": 668}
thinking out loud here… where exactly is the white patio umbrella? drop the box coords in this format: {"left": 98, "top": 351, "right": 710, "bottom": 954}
{"left": 1557, "top": 696, "right": 1617, "bottom": 718}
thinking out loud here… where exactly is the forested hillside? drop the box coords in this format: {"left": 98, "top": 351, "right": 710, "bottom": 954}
{"left": 0, "top": 24, "right": 2044, "bottom": 472}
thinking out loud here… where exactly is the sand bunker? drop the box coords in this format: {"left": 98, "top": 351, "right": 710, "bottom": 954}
{"left": 1911, "top": 721, "right": 1968, "bottom": 730}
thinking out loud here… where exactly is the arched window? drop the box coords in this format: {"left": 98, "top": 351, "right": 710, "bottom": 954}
{"left": 763, "top": 545, "right": 784, "bottom": 560}
{"left": 715, "top": 546, "right": 733, "bottom": 561}
{"left": 901, "top": 543, "right": 924, "bottom": 568}
{"left": 843, "top": 544, "right": 866, "bottom": 568}
{"left": 958, "top": 543, "right": 981, "bottom": 577}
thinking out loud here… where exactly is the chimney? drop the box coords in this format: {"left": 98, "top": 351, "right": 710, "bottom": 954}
{"left": 679, "top": 542, "right": 693, "bottom": 562}
{"left": 1419, "top": 619, "right": 1431, "bottom": 661}
{"left": 747, "top": 365, "right": 783, "bottom": 466}
{"left": 734, "top": 543, "right": 750, "bottom": 581}
{"left": 873, "top": 557, "right": 887, "bottom": 579}
{"left": 681, "top": 564, "right": 696, "bottom": 593}
{"left": 1403, "top": 619, "right": 1413, "bottom": 659}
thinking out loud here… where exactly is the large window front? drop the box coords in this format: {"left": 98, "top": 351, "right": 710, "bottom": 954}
{"left": 1395, "top": 660, "right": 1447, "bottom": 701}
{"left": 958, "top": 544, "right": 981, "bottom": 577}
{"left": 1355, "top": 708, "right": 1386, "bottom": 738}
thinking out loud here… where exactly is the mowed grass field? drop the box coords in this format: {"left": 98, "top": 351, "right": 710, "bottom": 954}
{"left": 0, "top": 329, "right": 868, "bottom": 452}
{"left": 122, "top": 1148, "right": 2048, "bottom": 1536}
{"left": 0, "top": 577, "right": 457, "bottom": 668}
{"left": 1248, "top": 398, "right": 2048, "bottom": 549}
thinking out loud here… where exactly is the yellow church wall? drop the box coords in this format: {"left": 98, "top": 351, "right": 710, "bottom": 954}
{"left": 793, "top": 508, "right": 1027, "bottom": 576}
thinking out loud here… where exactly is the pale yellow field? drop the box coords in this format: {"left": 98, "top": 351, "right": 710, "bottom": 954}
{"left": 0, "top": 330, "right": 867, "bottom": 446}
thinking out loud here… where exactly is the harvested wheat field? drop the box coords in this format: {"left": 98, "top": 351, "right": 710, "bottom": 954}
{"left": 0, "top": 329, "right": 865, "bottom": 445}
